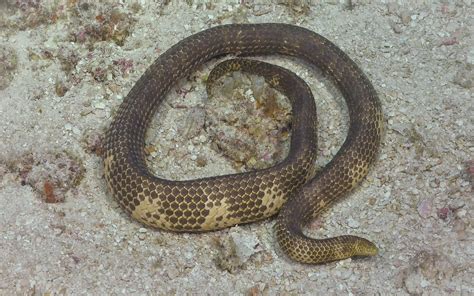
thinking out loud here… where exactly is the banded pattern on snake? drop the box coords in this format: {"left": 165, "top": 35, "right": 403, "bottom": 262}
{"left": 104, "top": 23, "right": 383, "bottom": 264}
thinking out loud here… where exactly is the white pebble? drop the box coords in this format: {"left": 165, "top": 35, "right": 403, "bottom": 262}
{"left": 72, "top": 126, "right": 81, "bottom": 135}
{"left": 94, "top": 101, "right": 106, "bottom": 109}
{"left": 420, "top": 279, "right": 430, "bottom": 288}
{"left": 347, "top": 218, "right": 360, "bottom": 228}
{"left": 457, "top": 209, "right": 466, "bottom": 218}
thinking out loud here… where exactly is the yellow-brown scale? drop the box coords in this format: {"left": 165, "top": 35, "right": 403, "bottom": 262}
{"left": 105, "top": 54, "right": 318, "bottom": 232}
{"left": 104, "top": 23, "right": 383, "bottom": 264}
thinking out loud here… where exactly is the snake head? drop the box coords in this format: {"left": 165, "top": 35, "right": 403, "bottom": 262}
{"left": 352, "top": 237, "right": 378, "bottom": 258}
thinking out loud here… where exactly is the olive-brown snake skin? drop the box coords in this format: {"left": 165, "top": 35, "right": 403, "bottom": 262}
{"left": 104, "top": 23, "right": 383, "bottom": 264}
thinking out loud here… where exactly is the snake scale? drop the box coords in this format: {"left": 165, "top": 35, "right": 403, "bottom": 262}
{"left": 104, "top": 23, "right": 383, "bottom": 264}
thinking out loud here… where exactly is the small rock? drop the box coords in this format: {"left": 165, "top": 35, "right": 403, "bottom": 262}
{"left": 399, "top": 10, "right": 412, "bottom": 25}
{"left": 467, "top": 48, "right": 474, "bottom": 65}
{"left": 216, "top": 228, "right": 262, "bottom": 273}
{"left": 72, "top": 126, "right": 81, "bottom": 135}
{"left": 389, "top": 20, "right": 403, "bottom": 34}
{"left": 453, "top": 64, "right": 473, "bottom": 89}
{"left": 0, "top": 45, "right": 18, "bottom": 90}
{"left": 386, "top": 2, "right": 398, "bottom": 15}
{"left": 247, "top": 285, "right": 261, "bottom": 296}
{"left": 9, "top": 151, "right": 85, "bottom": 203}
{"left": 165, "top": 264, "right": 180, "bottom": 278}
{"left": 400, "top": 250, "right": 455, "bottom": 295}
{"left": 347, "top": 217, "right": 360, "bottom": 228}
{"left": 181, "top": 107, "right": 206, "bottom": 139}
{"left": 195, "top": 155, "right": 207, "bottom": 167}
{"left": 198, "top": 135, "right": 207, "bottom": 143}
{"left": 93, "top": 101, "right": 106, "bottom": 109}
{"left": 417, "top": 199, "right": 432, "bottom": 218}
{"left": 205, "top": 68, "right": 291, "bottom": 171}
{"left": 436, "top": 207, "right": 453, "bottom": 221}
{"left": 230, "top": 231, "right": 260, "bottom": 262}
{"left": 456, "top": 208, "right": 466, "bottom": 218}
{"left": 452, "top": 219, "right": 466, "bottom": 240}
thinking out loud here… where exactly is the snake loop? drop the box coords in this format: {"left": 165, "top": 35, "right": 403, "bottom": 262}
{"left": 104, "top": 23, "right": 383, "bottom": 264}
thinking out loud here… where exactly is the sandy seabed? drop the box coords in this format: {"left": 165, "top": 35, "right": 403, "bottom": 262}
{"left": 0, "top": 1, "right": 472, "bottom": 295}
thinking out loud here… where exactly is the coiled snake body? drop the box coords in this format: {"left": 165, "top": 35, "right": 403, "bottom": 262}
{"left": 104, "top": 23, "right": 383, "bottom": 264}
